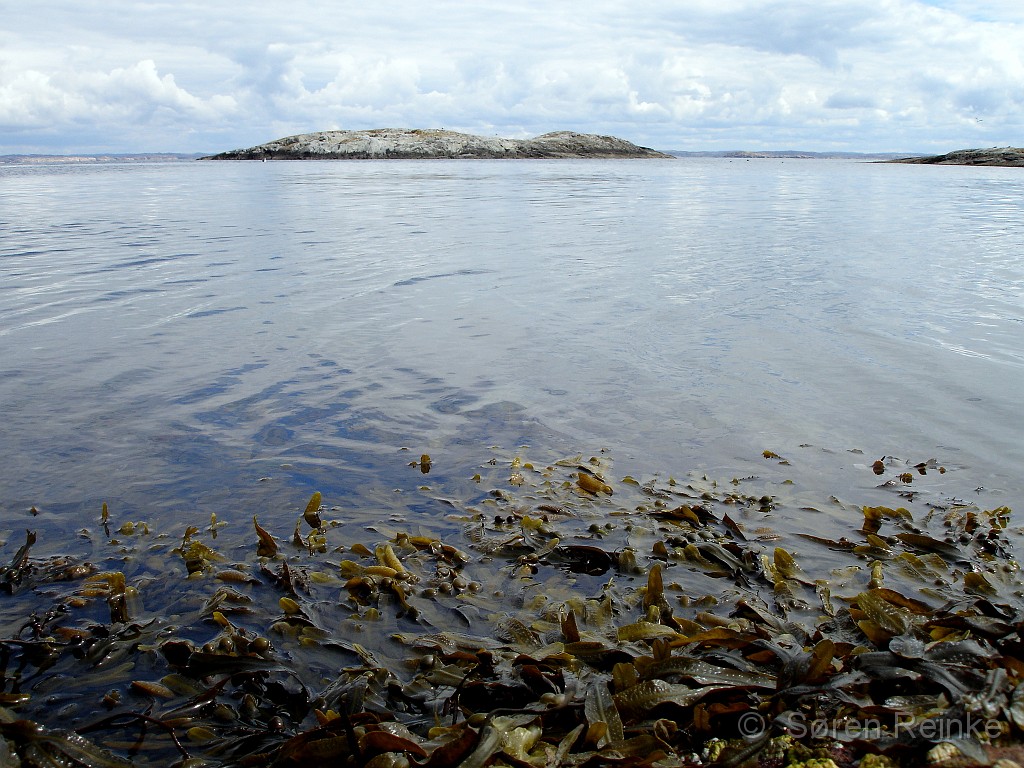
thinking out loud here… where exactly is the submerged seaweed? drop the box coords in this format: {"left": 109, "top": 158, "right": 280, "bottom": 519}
{"left": 1, "top": 448, "right": 1022, "bottom": 767}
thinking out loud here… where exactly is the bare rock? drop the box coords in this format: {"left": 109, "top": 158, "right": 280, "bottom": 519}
{"left": 891, "top": 147, "right": 1024, "bottom": 167}
{"left": 203, "top": 128, "right": 672, "bottom": 160}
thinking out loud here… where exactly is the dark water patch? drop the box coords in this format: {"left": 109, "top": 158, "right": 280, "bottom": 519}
{"left": 392, "top": 268, "right": 494, "bottom": 287}
{"left": 172, "top": 363, "right": 270, "bottom": 406}
{"left": 253, "top": 424, "right": 295, "bottom": 447}
{"left": 111, "top": 255, "right": 178, "bottom": 269}
{"left": 429, "top": 391, "right": 481, "bottom": 414}
{"left": 99, "top": 367, "right": 158, "bottom": 391}
{"left": 0, "top": 249, "right": 49, "bottom": 257}
{"left": 273, "top": 402, "right": 352, "bottom": 430}
{"left": 96, "top": 286, "right": 164, "bottom": 301}
{"left": 186, "top": 305, "right": 247, "bottom": 319}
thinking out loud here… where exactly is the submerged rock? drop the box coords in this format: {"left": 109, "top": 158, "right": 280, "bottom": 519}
{"left": 891, "top": 147, "right": 1024, "bottom": 167}
{"left": 202, "top": 128, "right": 673, "bottom": 160}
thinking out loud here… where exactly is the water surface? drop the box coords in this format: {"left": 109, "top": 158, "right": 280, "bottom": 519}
{"left": 1, "top": 158, "right": 1022, "bottom": 543}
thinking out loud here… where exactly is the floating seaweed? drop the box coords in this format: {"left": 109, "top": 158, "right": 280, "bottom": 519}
{"left": 1, "top": 448, "right": 1022, "bottom": 767}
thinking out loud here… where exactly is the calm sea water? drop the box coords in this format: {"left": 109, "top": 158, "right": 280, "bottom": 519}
{"left": 1, "top": 158, "right": 1022, "bottom": 548}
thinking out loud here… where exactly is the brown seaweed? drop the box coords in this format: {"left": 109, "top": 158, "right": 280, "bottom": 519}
{"left": 1, "top": 448, "right": 1022, "bottom": 768}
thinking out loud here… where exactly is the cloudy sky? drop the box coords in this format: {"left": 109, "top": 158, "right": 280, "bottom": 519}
{"left": 2, "top": 0, "right": 1023, "bottom": 155}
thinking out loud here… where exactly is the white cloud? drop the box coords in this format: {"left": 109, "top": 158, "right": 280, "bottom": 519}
{"left": 1, "top": 0, "right": 1023, "bottom": 153}
{"left": 0, "top": 58, "right": 237, "bottom": 151}
{"left": 78, "top": 60, "right": 236, "bottom": 119}
{"left": 0, "top": 70, "right": 46, "bottom": 126}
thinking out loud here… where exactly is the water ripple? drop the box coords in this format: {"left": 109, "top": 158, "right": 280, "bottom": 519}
{"left": 1, "top": 159, "right": 1022, "bottom": 530}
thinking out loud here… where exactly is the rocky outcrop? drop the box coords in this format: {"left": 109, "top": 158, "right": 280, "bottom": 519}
{"left": 202, "top": 129, "right": 672, "bottom": 160}
{"left": 891, "top": 147, "right": 1024, "bottom": 167}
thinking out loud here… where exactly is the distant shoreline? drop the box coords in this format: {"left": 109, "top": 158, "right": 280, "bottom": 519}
{"left": 666, "top": 150, "right": 920, "bottom": 160}
{"left": 0, "top": 153, "right": 205, "bottom": 165}
{"left": 0, "top": 149, "right": 918, "bottom": 164}
{"left": 6, "top": 146, "right": 1021, "bottom": 165}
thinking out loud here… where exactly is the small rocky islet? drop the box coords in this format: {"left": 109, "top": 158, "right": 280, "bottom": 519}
{"left": 891, "top": 147, "right": 1024, "bottom": 167}
{"left": 201, "top": 129, "right": 673, "bottom": 160}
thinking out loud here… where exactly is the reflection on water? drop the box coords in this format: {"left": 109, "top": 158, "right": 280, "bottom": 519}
{"left": 0, "top": 159, "right": 1022, "bottom": 546}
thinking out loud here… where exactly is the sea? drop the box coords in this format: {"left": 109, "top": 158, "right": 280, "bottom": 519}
{"left": 1, "top": 157, "right": 1023, "bottom": 556}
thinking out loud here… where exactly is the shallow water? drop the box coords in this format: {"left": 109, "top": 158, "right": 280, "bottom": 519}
{"left": 2, "top": 157, "right": 1024, "bottom": 765}
{"left": 1, "top": 158, "right": 1022, "bottom": 544}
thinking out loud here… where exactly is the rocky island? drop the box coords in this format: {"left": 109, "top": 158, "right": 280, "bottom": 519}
{"left": 202, "top": 128, "right": 672, "bottom": 160}
{"left": 891, "top": 146, "right": 1024, "bottom": 166}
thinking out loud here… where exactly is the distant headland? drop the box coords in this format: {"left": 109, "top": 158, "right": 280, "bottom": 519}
{"left": 201, "top": 129, "right": 673, "bottom": 160}
{"left": 890, "top": 146, "right": 1024, "bottom": 167}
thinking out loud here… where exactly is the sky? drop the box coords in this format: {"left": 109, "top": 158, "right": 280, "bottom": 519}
{"left": 2, "top": 0, "right": 1023, "bottom": 155}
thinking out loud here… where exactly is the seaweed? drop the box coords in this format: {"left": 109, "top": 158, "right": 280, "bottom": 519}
{"left": 0, "top": 448, "right": 1022, "bottom": 767}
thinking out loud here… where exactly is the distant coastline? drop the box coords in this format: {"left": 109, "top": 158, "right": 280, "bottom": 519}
{"left": 665, "top": 150, "right": 920, "bottom": 160}
{"left": 0, "top": 153, "right": 203, "bottom": 165}
{"left": 201, "top": 129, "right": 672, "bottom": 160}
{"left": 8, "top": 145, "right": 1021, "bottom": 165}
